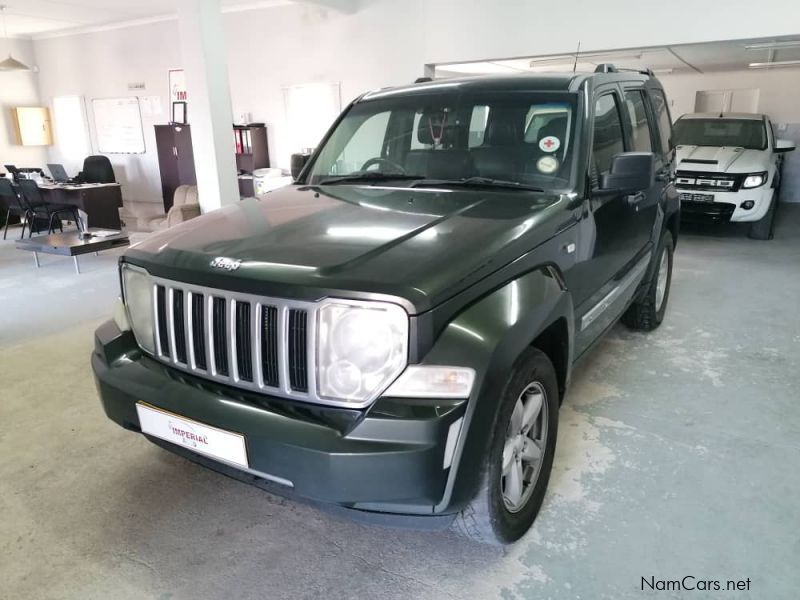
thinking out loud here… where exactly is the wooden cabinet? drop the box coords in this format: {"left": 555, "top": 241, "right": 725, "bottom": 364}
{"left": 12, "top": 107, "right": 53, "bottom": 146}
{"left": 154, "top": 124, "right": 197, "bottom": 211}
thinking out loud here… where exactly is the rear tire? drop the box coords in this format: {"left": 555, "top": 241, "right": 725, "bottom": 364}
{"left": 452, "top": 348, "right": 559, "bottom": 545}
{"left": 748, "top": 196, "right": 777, "bottom": 240}
{"left": 622, "top": 230, "right": 674, "bottom": 332}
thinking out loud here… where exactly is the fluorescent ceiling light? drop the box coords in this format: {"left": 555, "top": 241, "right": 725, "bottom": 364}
{"left": 749, "top": 60, "right": 800, "bottom": 69}
{"left": 745, "top": 40, "right": 800, "bottom": 50}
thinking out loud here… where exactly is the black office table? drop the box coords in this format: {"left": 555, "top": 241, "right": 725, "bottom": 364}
{"left": 38, "top": 183, "right": 123, "bottom": 229}
{"left": 16, "top": 229, "right": 129, "bottom": 274}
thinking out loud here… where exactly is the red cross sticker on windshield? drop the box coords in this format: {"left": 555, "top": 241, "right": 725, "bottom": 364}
{"left": 539, "top": 135, "right": 560, "bottom": 153}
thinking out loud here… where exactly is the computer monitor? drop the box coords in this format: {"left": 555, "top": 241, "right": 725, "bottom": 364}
{"left": 47, "top": 163, "right": 70, "bottom": 183}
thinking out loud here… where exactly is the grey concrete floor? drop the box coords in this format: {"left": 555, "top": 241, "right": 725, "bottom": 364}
{"left": 1, "top": 208, "right": 799, "bottom": 600}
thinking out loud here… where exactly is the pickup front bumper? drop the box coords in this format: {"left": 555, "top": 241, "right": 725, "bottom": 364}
{"left": 92, "top": 320, "right": 466, "bottom": 521}
{"left": 677, "top": 185, "right": 773, "bottom": 223}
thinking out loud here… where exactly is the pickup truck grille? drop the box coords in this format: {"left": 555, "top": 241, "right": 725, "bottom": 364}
{"left": 151, "top": 277, "right": 315, "bottom": 399}
{"left": 675, "top": 171, "right": 744, "bottom": 192}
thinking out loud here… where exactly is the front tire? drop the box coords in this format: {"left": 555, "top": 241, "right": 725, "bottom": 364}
{"left": 622, "top": 230, "right": 674, "bottom": 331}
{"left": 453, "top": 348, "right": 559, "bottom": 545}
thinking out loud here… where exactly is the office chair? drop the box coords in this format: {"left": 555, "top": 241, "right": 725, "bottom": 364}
{"left": 17, "top": 179, "right": 83, "bottom": 237}
{"left": 79, "top": 155, "right": 116, "bottom": 184}
{"left": 0, "top": 178, "right": 27, "bottom": 240}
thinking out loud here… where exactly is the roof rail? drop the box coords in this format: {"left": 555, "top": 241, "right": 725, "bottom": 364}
{"left": 414, "top": 77, "right": 433, "bottom": 84}
{"left": 594, "top": 64, "right": 618, "bottom": 73}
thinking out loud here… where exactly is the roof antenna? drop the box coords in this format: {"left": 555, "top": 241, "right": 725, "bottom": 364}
{"left": 573, "top": 41, "right": 581, "bottom": 73}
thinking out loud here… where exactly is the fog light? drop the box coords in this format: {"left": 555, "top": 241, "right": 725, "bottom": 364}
{"left": 741, "top": 201, "right": 755, "bottom": 210}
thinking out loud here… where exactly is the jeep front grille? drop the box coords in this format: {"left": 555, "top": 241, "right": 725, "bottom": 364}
{"left": 150, "top": 277, "right": 318, "bottom": 402}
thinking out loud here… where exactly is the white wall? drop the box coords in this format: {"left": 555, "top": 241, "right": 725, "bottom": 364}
{"left": 0, "top": 38, "right": 48, "bottom": 169}
{"left": 33, "top": 20, "right": 180, "bottom": 205}
{"left": 30, "top": 0, "right": 800, "bottom": 206}
{"left": 659, "top": 68, "right": 800, "bottom": 123}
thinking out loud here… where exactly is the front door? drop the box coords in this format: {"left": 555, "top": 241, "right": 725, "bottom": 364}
{"left": 569, "top": 87, "right": 645, "bottom": 356}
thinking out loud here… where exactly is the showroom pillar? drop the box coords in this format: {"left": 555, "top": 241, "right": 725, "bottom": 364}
{"left": 176, "top": 0, "right": 239, "bottom": 213}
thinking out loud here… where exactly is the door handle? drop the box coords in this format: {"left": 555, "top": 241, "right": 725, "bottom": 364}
{"left": 626, "top": 191, "right": 646, "bottom": 207}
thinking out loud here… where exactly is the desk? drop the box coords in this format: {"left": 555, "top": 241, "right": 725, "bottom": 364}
{"left": 38, "top": 183, "right": 123, "bottom": 229}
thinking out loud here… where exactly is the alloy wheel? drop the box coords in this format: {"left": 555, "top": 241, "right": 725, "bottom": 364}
{"left": 501, "top": 381, "right": 548, "bottom": 513}
{"left": 655, "top": 248, "right": 669, "bottom": 313}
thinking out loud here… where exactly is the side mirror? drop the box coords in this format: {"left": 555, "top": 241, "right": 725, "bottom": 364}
{"left": 600, "top": 152, "right": 655, "bottom": 193}
{"left": 290, "top": 153, "right": 311, "bottom": 179}
{"left": 775, "top": 139, "right": 796, "bottom": 153}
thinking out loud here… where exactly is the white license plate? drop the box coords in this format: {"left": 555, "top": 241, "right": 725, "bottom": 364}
{"left": 136, "top": 403, "right": 248, "bottom": 468}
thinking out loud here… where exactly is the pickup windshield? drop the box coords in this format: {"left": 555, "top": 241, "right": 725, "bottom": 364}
{"left": 305, "top": 90, "right": 578, "bottom": 190}
{"left": 673, "top": 118, "right": 768, "bottom": 150}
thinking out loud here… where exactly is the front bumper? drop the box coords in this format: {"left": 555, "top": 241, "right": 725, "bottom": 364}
{"left": 677, "top": 186, "right": 773, "bottom": 223}
{"left": 92, "top": 320, "right": 466, "bottom": 518}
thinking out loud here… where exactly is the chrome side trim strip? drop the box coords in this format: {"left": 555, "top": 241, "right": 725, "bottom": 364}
{"left": 580, "top": 251, "right": 651, "bottom": 332}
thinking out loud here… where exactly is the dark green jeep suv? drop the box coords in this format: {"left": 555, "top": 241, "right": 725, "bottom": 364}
{"left": 93, "top": 66, "right": 680, "bottom": 544}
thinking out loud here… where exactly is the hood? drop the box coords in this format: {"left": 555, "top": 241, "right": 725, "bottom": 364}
{"left": 125, "top": 184, "right": 566, "bottom": 314}
{"left": 676, "top": 145, "right": 768, "bottom": 173}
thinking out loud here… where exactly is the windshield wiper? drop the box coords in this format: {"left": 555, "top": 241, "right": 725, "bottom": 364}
{"left": 409, "top": 176, "right": 544, "bottom": 192}
{"left": 316, "top": 172, "right": 424, "bottom": 185}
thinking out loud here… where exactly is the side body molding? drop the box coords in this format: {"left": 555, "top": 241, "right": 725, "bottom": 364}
{"left": 420, "top": 267, "right": 574, "bottom": 514}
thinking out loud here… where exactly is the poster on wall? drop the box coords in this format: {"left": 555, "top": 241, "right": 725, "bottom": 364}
{"left": 169, "top": 69, "right": 187, "bottom": 125}
{"left": 169, "top": 69, "right": 187, "bottom": 103}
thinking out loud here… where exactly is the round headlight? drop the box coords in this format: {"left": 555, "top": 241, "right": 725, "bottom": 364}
{"left": 331, "top": 310, "right": 393, "bottom": 372}
{"left": 317, "top": 301, "right": 408, "bottom": 404}
{"left": 121, "top": 264, "right": 155, "bottom": 353}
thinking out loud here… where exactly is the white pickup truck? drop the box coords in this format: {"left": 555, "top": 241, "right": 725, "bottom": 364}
{"left": 672, "top": 112, "right": 795, "bottom": 239}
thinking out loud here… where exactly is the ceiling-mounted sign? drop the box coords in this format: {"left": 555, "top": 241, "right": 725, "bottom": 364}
{"left": 169, "top": 69, "right": 186, "bottom": 103}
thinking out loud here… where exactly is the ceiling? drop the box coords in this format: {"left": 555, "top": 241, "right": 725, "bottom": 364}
{"left": 0, "top": 0, "right": 357, "bottom": 37}
{"left": 435, "top": 36, "right": 800, "bottom": 77}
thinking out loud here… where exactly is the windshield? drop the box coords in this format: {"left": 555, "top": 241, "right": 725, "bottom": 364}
{"left": 673, "top": 118, "right": 767, "bottom": 150}
{"left": 305, "top": 90, "right": 579, "bottom": 190}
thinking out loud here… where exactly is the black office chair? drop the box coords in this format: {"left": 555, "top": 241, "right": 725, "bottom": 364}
{"left": 0, "top": 178, "right": 27, "bottom": 240}
{"left": 79, "top": 155, "right": 116, "bottom": 184}
{"left": 17, "top": 179, "right": 83, "bottom": 237}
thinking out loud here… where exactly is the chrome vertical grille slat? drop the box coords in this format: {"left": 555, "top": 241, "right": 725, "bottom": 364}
{"left": 166, "top": 287, "right": 178, "bottom": 363}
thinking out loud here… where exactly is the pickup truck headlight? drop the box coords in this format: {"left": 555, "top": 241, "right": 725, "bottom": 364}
{"left": 742, "top": 172, "right": 767, "bottom": 189}
{"left": 120, "top": 264, "right": 156, "bottom": 353}
{"left": 317, "top": 300, "right": 408, "bottom": 403}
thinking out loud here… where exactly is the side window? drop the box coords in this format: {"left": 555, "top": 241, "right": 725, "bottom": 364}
{"left": 650, "top": 89, "right": 673, "bottom": 153}
{"left": 592, "top": 94, "right": 625, "bottom": 178}
{"left": 335, "top": 111, "right": 391, "bottom": 173}
{"left": 623, "top": 89, "right": 653, "bottom": 153}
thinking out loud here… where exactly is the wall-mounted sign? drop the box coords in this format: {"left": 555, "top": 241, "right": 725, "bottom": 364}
{"left": 169, "top": 69, "right": 187, "bottom": 103}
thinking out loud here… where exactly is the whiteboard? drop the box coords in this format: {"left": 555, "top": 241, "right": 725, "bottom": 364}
{"left": 91, "top": 97, "right": 145, "bottom": 154}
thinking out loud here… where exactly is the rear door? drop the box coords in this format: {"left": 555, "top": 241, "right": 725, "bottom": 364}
{"left": 621, "top": 85, "right": 662, "bottom": 253}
